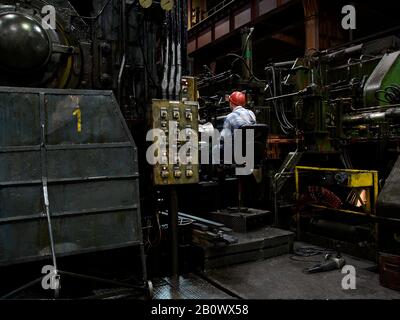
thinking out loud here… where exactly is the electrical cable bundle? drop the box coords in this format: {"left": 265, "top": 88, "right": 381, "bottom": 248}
{"left": 290, "top": 246, "right": 335, "bottom": 263}
{"left": 227, "top": 53, "right": 266, "bottom": 85}
{"left": 266, "top": 66, "right": 295, "bottom": 134}
{"left": 73, "top": 0, "right": 113, "bottom": 21}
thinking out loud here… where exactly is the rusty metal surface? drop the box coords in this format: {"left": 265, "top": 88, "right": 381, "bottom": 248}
{"left": 0, "top": 87, "right": 142, "bottom": 266}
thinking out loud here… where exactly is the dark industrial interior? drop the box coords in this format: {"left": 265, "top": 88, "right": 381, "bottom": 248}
{"left": 1, "top": 0, "right": 400, "bottom": 302}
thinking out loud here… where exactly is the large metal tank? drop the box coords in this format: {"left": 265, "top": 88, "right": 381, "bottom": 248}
{"left": 0, "top": 1, "right": 84, "bottom": 89}
{"left": 0, "top": 87, "right": 143, "bottom": 266}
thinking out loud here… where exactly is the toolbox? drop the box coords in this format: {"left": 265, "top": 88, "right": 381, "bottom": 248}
{"left": 379, "top": 253, "right": 400, "bottom": 291}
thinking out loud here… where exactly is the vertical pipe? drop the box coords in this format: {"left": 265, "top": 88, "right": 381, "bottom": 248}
{"left": 274, "top": 178, "right": 279, "bottom": 226}
{"left": 169, "top": 187, "right": 179, "bottom": 277}
{"left": 238, "top": 178, "right": 243, "bottom": 212}
{"left": 349, "top": 2, "right": 355, "bottom": 42}
{"left": 187, "top": 0, "right": 192, "bottom": 29}
{"left": 372, "top": 171, "right": 379, "bottom": 252}
{"left": 162, "top": 12, "right": 171, "bottom": 100}
{"left": 241, "top": 27, "right": 254, "bottom": 81}
{"left": 295, "top": 167, "right": 301, "bottom": 240}
{"left": 182, "top": 0, "right": 189, "bottom": 75}
{"left": 175, "top": 0, "right": 182, "bottom": 98}
{"left": 143, "top": 20, "right": 149, "bottom": 101}
{"left": 303, "top": 0, "right": 320, "bottom": 53}
{"left": 118, "top": 0, "right": 127, "bottom": 103}
{"left": 139, "top": 244, "right": 148, "bottom": 284}
{"left": 168, "top": 6, "right": 177, "bottom": 99}
{"left": 373, "top": 171, "right": 379, "bottom": 215}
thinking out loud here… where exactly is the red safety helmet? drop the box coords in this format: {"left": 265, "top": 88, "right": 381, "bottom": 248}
{"left": 229, "top": 91, "right": 246, "bottom": 106}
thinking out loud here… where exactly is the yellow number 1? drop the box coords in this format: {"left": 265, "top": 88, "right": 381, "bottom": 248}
{"left": 73, "top": 109, "right": 82, "bottom": 133}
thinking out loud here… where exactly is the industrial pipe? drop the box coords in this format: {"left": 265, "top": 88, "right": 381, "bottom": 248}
{"left": 168, "top": 5, "right": 177, "bottom": 99}
{"left": 175, "top": 0, "right": 182, "bottom": 99}
{"left": 323, "top": 44, "right": 363, "bottom": 61}
{"left": 241, "top": 27, "right": 254, "bottom": 80}
{"left": 162, "top": 12, "right": 170, "bottom": 100}
{"left": 273, "top": 60, "right": 296, "bottom": 68}
{"left": 343, "top": 108, "right": 400, "bottom": 124}
{"left": 117, "top": 0, "right": 127, "bottom": 103}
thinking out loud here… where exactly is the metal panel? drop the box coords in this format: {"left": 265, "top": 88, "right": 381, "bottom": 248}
{"left": 0, "top": 87, "right": 142, "bottom": 266}
{"left": 0, "top": 93, "right": 41, "bottom": 147}
{"left": 259, "top": 0, "right": 277, "bottom": 16}
{"left": 234, "top": 6, "right": 251, "bottom": 29}
{"left": 377, "top": 156, "right": 400, "bottom": 219}
{"left": 215, "top": 18, "right": 230, "bottom": 40}
{"left": 364, "top": 51, "right": 400, "bottom": 106}
{"left": 188, "top": 39, "right": 197, "bottom": 54}
{"left": 348, "top": 173, "right": 374, "bottom": 188}
{"left": 197, "top": 28, "right": 212, "bottom": 49}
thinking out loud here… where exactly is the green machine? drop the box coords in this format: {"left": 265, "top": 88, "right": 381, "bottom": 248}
{"left": 264, "top": 36, "right": 400, "bottom": 256}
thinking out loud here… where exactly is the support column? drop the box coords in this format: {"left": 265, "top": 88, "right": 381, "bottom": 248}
{"left": 303, "top": 0, "right": 320, "bottom": 53}
{"left": 169, "top": 187, "right": 179, "bottom": 277}
{"left": 241, "top": 27, "right": 254, "bottom": 81}
{"left": 251, "top": 0, "right": 259, "bottom": 20}
{"left": 188, "top": 0, "right": 192, "bottom": 29}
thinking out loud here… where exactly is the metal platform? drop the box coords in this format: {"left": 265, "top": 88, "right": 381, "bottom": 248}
{"left": 199, "top": 227, "right": 294, "bottom": 270}
{"left": 207, "top": 208, "right": 271, "bottom": 233}
{"left": 153, "top": 274, "right": 234, "bottom": 300}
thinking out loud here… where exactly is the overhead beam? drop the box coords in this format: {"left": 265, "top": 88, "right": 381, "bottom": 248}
{"left": 271, "top": 33, "right": 304, "bottom": 47}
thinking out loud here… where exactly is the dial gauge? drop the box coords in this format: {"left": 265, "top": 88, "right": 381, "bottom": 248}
{"left": 160, "top": 0, "right": 174, "bottom": 11}
{"left": 139, "top": 0, "right": 153, "bottom": 9}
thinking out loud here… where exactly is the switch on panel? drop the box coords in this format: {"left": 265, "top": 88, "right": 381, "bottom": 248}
{"left": 161, "top": 108, "right": 168, "bottom": 119}
{"left": 174, "top": 170, "right": 182, "bottom": 179}
{"left": 185, "top": 109, "right": 193, "bottom": 121}
{"left": 173, "top": 109, "right": 180, "bottom": 120}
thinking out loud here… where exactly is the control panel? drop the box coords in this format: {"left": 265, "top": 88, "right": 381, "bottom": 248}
{"left": 180, "top": 76, "right": 198, "bottom": 102}
{"left": 151, "top": 99, "right": 199, "bottom": 185}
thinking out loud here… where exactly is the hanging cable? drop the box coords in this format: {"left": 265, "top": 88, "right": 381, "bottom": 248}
{"left": 72, "top": 0, "right": 113, "bottom": 21}
{"left": 266, "top": 65, "right": 295, "bottom": 134}
{"left": 241, "top": 27, "right": 255, "bottom": 58}
{"left": 138, "top": 14, "right": 159, "bottom": 88}
{"left": 227, "top": 53, "right": 266, "bottom": 84}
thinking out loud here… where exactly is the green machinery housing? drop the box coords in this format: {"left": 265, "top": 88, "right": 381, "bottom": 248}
{"left": 263, "top": 36, "right": 400, "bottom": 255}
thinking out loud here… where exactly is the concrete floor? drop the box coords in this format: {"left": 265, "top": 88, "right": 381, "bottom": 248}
{"left": 206, "top": 246, "right": 400, "bottom": 300}
{"left": 154, "top": 243, "right": 400, "bottom": 300}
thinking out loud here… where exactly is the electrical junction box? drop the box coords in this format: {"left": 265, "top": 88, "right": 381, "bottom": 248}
{"left": 150, "top": 99, "right": 199, "bottom": 186}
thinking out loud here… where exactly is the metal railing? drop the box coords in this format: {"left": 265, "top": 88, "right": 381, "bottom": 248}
{"left": 190, "top": 0, "right": 236, "bottom": 30}
{"left": 205, "top": 0, "right": 236, "bottom": 18}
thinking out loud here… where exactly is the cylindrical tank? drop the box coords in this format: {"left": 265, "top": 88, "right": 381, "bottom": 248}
{"left": 0, "top": 12, "right": 51, "bottom": 71}
{"left": 0, "top": 1, "right": 82, "bottom": 88}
